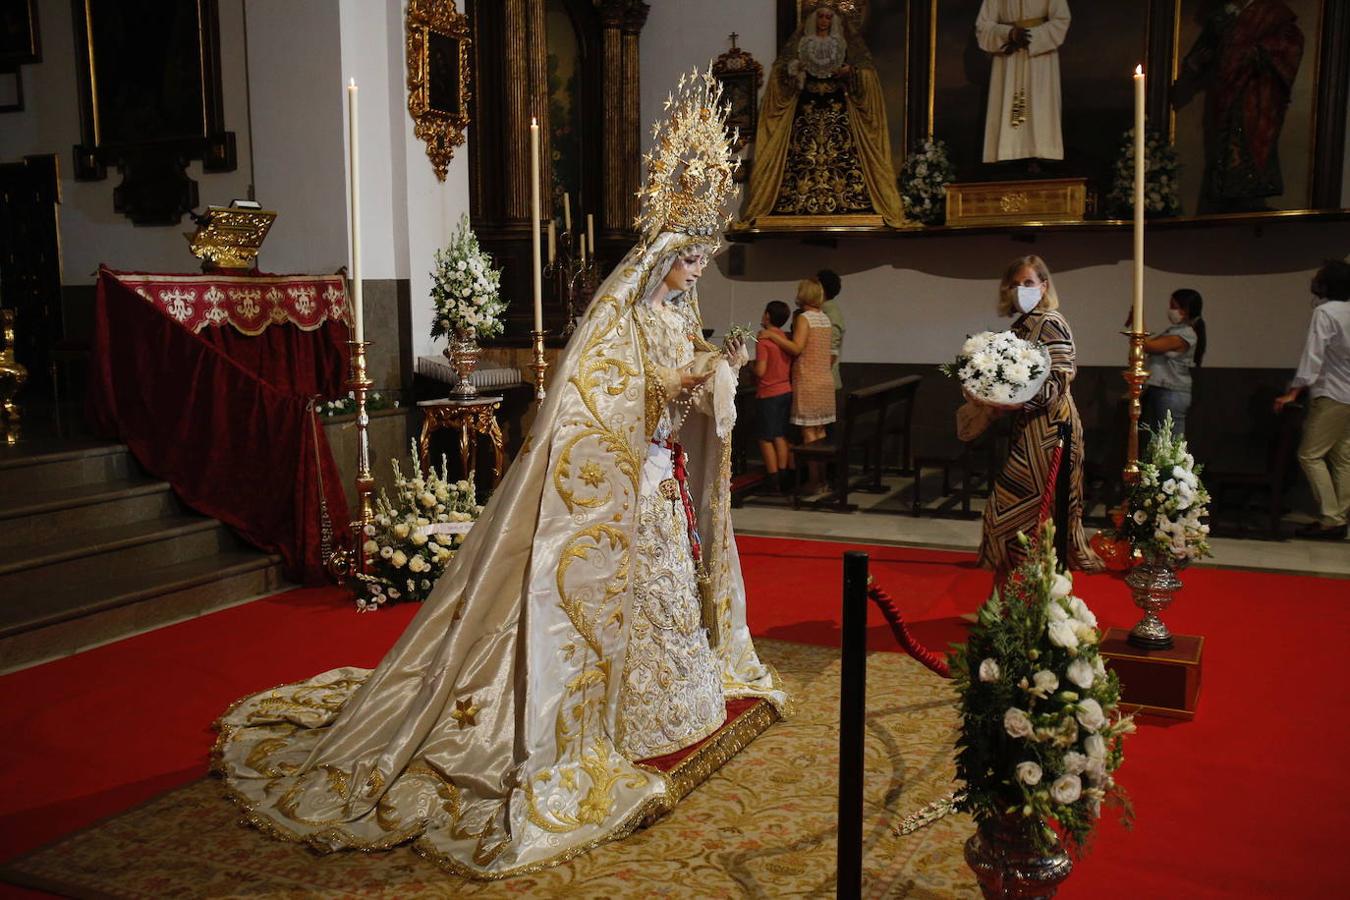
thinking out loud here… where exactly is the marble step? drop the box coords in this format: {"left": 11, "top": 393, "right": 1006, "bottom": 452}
{"left": 0, "top": 476, "right": 179, "bottom": 548}
{"left": 0, "top": 514, "right": 240, "bottom": 596}
{"left": 0, "top": 442, "right": 132, "bottom": 495}
{"left": 0, "top": 550, "right": 285, "bottom": 673}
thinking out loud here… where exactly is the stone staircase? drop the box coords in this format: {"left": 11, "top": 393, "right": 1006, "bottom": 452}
{"left": 0, "top": 442, "right": 286, "bottom": 672}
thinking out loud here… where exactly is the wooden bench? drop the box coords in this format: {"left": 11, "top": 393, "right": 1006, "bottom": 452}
{"left": 791, "top": 376, "right": 922, "bottom": 511}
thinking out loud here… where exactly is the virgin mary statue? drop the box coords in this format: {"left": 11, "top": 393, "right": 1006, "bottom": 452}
{"left": 742, "top": 0, "right": 906, "bottom": 227}
{"left": 212, "top": 68, "right": 787, "bottom": 880}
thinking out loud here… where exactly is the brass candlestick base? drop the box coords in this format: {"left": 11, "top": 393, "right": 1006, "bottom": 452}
{"left": 530, "top": 329, "right": 548, "bottom": 402}
{"left": 1121, "top": 329, "right": 1150, "bottom": 486}
{"left": 327, "top": 339, "right": 376, "bottom": 584}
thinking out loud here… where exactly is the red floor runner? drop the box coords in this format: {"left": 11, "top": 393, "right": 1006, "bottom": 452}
{"left": 2, "top": 537, "right": 1345, "bottom": 897}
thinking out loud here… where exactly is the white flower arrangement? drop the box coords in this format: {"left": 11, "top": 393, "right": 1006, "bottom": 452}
{"left": 1122, "top": 411, "right": 1212, "bottom": 561}
{"left": 941, "top": 331, "right": 1050, "bottom": 408}
{"left": 899, "top": 139, "right": 956, "bottom": 225}
{"left": 429, "top": 214, "right": 506, "bottom": 341}
{"left": 1107, "top": 125, "right": 1181, "bottom": 218}
{"left": 318, "top": 390, "right": 399, "bottom": 417}
{"left": 354, "top": 441, "right": 483, "bottom": 611}
{"left": 953, "top": 523, "right": 1133, "bottom": 853}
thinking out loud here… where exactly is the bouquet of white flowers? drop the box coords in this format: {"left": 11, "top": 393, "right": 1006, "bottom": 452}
{"left": 952, "top": 523, "right": 1133, "bottom": 853}
{"left": 429, "top": 214, "right": 506, "bottom": 341}
{"left": 900, "top": 139, "right": 956, "bottom": 225}
{"left": 1106, "top": 125, "right": 1181, "bottom": 218}
{"left": 1122, "top": 411, "right": 1211, "bottom": 561}
{"left": 941, "top": 331, "right": 1050, "bottom": 408}
{"left": 355, "top": 441, "right": 483, "bottom": 611}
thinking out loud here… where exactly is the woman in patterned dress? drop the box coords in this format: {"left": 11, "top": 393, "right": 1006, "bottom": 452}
{"left": 976, "top": 255, "right": 1102, "bottom": 577}
{"left": 762, "top": 278, "right": 836, "bottom": 444}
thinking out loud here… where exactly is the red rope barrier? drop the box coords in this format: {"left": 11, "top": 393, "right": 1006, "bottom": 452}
{"left": 866, "top": 584, "right": 951, "bottom": 678}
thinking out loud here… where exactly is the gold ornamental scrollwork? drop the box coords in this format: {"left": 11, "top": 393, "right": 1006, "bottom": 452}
{"left": 406, "top": 0, "right": 472, "bottom": 181}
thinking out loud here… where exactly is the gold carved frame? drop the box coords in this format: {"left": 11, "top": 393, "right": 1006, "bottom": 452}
{"left": 406, "top": 0, "right": 472, "bottom": 182}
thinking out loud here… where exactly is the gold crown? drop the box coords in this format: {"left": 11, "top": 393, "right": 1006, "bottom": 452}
{"left": 802, "top": 0, "right": 859, "bottom": 16}
{"left": 635, "top": 65, "right": 740, "bottom": 243}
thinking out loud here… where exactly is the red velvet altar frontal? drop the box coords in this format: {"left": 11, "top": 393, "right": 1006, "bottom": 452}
{"left": 86, "top": 268, "right": 352, "bottom": 584}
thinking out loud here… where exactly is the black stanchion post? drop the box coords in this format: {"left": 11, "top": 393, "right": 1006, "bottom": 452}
{"left": 837, "top": 550, "right": 869, "bottom": 899}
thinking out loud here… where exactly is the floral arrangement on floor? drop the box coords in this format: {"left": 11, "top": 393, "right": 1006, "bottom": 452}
{"left": 941, "top": 331, "right": 1050, "bottom": 407}
{"left": 355, "top": 441, "right": 483, "bottom": 611}
{"left": 951, "top": 523, "right": 1133, "bottom": 853}
{"left": 1121, "top": 411, "right": 1211, "bottom": 561}
{"left": 899, "top": 139, "right": 956, "bottom": 226}
{"left": 318, "top": 390, "right": 399, "bottom": 417}
{"left": 1106, "top": 126, "right": 1181, "bottom": 218}
{"left": 429, "top": 213, "right": 506, "bottom": 342}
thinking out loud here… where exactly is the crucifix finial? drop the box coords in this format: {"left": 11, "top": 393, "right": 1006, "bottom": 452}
{"left": 729, "top": 31, "right": 739, "bottom": 49}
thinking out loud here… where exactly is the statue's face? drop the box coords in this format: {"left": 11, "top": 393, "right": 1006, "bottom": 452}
{"left": 663, "top": 251, "right": 708, "bottom": 293}
{"left": 815, "top": 8, "right": 834, "bottom": 34}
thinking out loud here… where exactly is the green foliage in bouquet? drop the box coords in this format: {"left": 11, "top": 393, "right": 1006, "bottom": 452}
{"left": 429, "top": 214, "right": 506, "bottom": 341}
{"left": 355, "top": 441, "right": 483, "bottom": 611}
{"left": 1122, "top": 411, "right": 1211, "bottom": 561}
{"left": 951, "top": 523, "right": 1133, "bottom": 854}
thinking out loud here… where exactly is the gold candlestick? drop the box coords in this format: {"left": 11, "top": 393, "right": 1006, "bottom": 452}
{"left": 530, "top": 329, "right": 548, "bottom": 402}
{"left": 1121, "top": 330, "right": 1150, "bottom": 485}
{"left": 328, "top": 339, "right": 376, "bottom": 583}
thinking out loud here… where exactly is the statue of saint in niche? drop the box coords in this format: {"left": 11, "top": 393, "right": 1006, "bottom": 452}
{"left": 975, "top": 0, "right": 1071, "bottom": 164}
{"left": 742, "top": 1, "right": 905, "bottom": 226}
{"left": 1174, "top": 0, "right": 1304, "bottom": 211}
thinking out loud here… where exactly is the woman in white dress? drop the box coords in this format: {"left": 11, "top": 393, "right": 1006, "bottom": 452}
{"left": 212, "top": 68, "right": 787, "bottom": 880}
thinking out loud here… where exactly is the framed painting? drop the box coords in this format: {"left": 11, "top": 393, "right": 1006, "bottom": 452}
{"left": 1169, "top": 0, "right": 1347, "bottom": 214}
{"left": 70, "top": 0, "right": 234, "bottom": 223}
{"left": 406, "top": 0, "right": 472, "bottom": 182}
{"left": 921, "top": 0, "right": 1150, "bottom": 200}
{"left": 712, "top": 38, "right": 764, "bottom": 151}
{"left": 0, "top": 0, "right": 40, "bottom": 66}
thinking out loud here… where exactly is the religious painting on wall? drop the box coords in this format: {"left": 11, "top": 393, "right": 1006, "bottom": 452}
{"left": 70, "top": 0, "right": 235, "bottom": 224}
{"left": 927, "top": 1, "right": 1148, "bottom": 197}
{"left": 406, "top": 0, "right": 471, "bottom": 182}
{"left": 546, "top": 0, "right": 582, "bottom": 214}
{"left": 0, "top": 0, "right": 40, "bottom": 66}
{"left": 711, "top": 35, "right": 764, "bottom": 154}
{"left": 1169, "top": 0, "right": 1320, "bottom": 214}
{"left": 742, "top": 0, "right": 907, "bottom": 228}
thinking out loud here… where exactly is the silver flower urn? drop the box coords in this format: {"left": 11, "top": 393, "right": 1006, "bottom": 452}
{"left": 964, "top": 811, "right": 1073, "bottom": 898}
{"left": 1124, "top": 552, "right": 1186, "bottom": 650}
{"left": 446, "top": 326, "right": 480, "bottom": 399}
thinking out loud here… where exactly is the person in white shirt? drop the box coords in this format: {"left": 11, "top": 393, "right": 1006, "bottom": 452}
{"left": 1274, "top": 260, "right": 1350, "bottom": 540}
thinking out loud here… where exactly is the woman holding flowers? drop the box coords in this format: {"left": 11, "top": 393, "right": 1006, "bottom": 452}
{"left": 976, "top": 255, "right": 1102, "bottom": 577}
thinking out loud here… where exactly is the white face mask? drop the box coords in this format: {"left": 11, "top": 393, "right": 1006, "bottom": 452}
{"left": 1015, "top": 285, "right": 1042, "bottom": 314}
{"left": 1167, "top": 308, "right": 1185, "bottom": 324}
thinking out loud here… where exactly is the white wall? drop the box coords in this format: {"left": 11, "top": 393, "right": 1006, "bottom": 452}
{"left": 641, "top": 0, "right": 1350, "bottom": 370}
{"left": 244, "top": 0, "right": 346, "bottom": 274}
{"left": 0, "top": 0, "right": 254, "bottom": 281}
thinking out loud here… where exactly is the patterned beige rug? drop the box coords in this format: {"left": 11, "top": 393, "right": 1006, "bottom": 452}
{"left": 2, "top": 640, "right": 979, "bottom": 898}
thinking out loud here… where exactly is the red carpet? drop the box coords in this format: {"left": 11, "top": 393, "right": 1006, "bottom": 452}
{"left": 2, "top": 536, "right": 1346, "bottom": 898}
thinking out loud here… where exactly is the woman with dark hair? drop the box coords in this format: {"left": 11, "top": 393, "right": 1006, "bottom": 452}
{"left": 1141, "top": 289, "right": 1206, "bottom": 439}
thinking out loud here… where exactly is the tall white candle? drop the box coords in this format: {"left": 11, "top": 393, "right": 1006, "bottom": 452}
{"left": 1133, "top": 65, "right": 1145, "bottom": 334}
{"left": 547, "top": 220, "right": 556, "bottom": 265}
{"left": 347, "top": 79, "right": 364, "bottom": 343}
{"left": 530, "top": 118, "right": 543, "bottom": 333}
{"left": 563, "top": 192, "right": 572, "bottom": 233}
{"left": 586, "top": 213, "right": 595, "bottom": 257}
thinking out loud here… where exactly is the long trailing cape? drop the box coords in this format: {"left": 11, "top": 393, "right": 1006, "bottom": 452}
{"left": 742, "top": 9, "right": 906, "bottom": 227}
{"left": 213, "top": 230, "right": 788, "bottom": 879}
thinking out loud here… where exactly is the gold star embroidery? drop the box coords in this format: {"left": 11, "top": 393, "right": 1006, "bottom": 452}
{"left": 451, "top": 697, "right": 480, "bottom": 729}
{"left": 579, "top": 461, "right": 605, "bottom": 489}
